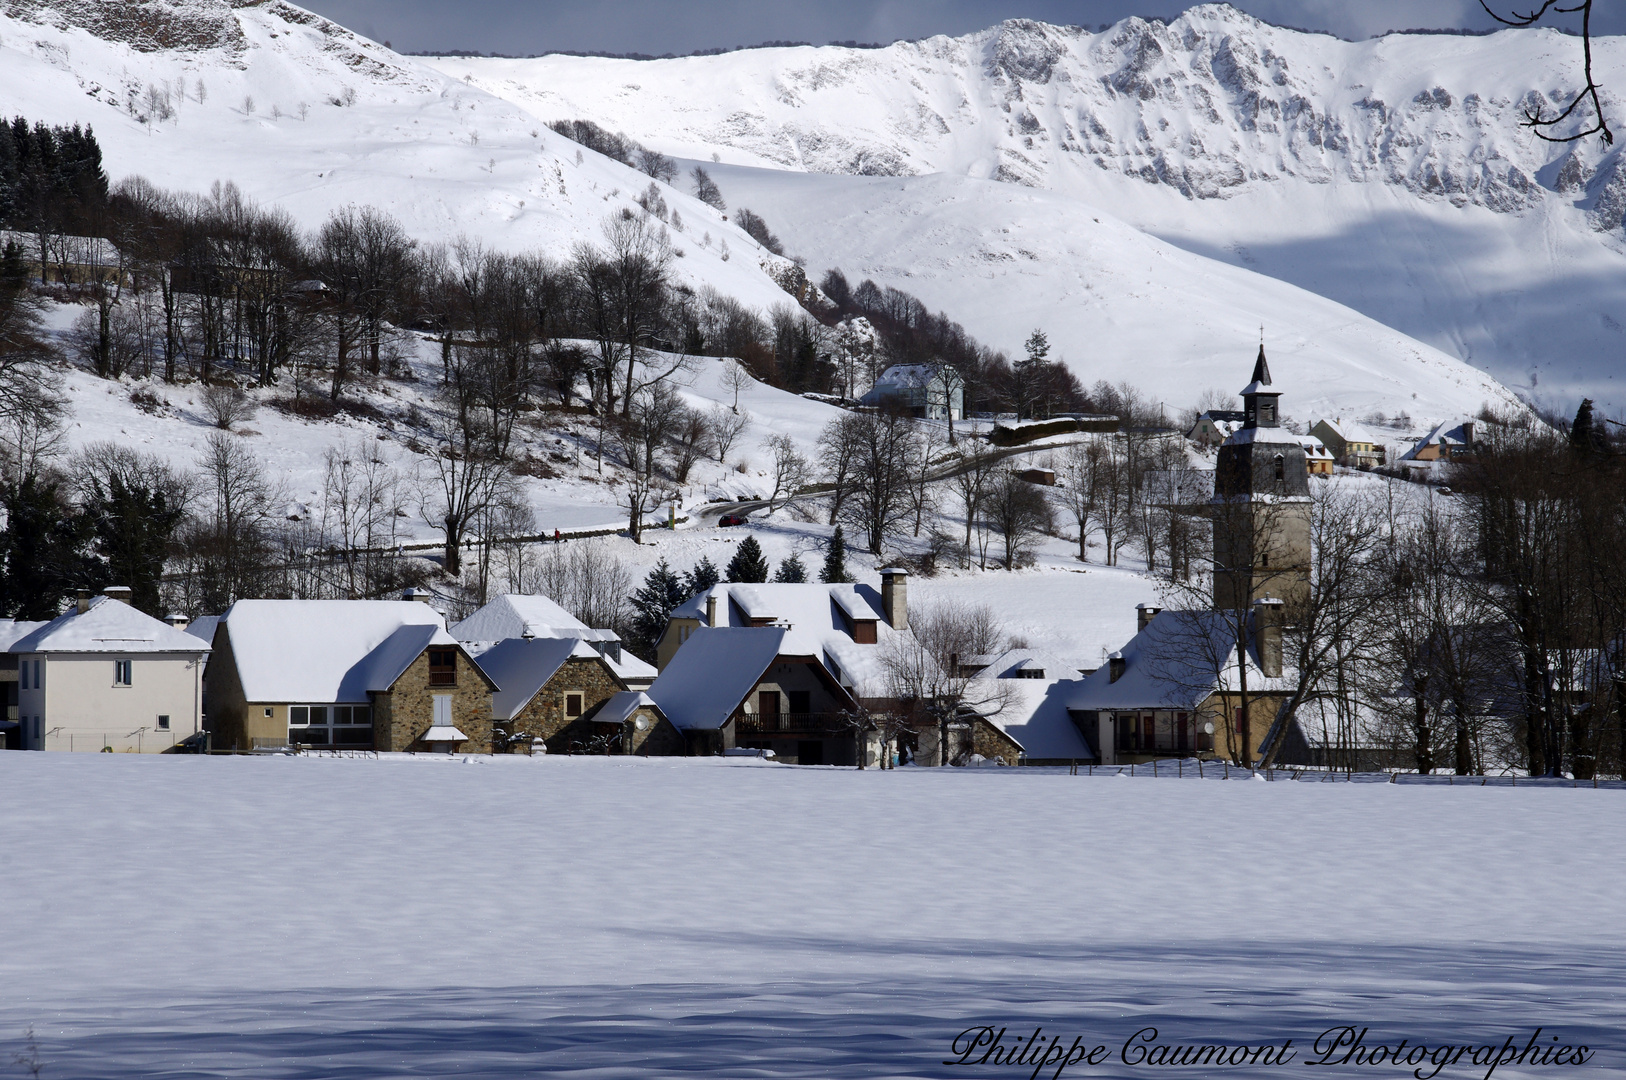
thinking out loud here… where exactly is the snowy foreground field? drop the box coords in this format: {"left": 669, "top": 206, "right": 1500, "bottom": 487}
{"left": 1, "top": 755, "right": 1622, "bottom": 1078}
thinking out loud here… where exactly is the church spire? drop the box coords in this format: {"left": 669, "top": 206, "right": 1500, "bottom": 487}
{"left": 1250, "top": 344, "right": 1271, "bottom": 388}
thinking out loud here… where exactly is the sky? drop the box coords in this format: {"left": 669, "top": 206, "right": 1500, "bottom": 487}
{"left": 296, "top": 0, "right": 1614, "bottom": 56}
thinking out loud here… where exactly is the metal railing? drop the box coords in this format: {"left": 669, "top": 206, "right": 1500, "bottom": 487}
{"left": 736, "top": 711, "right": 847, "bottom": 734}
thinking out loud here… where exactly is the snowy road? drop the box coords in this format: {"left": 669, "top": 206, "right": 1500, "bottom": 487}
{"left": 1, "top": 754, "right": 1620, "bottom": 1077}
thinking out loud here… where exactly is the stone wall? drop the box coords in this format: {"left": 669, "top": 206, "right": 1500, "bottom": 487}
{"left": 376, "top": 647, "right": 496, "bottom": 753}
{"left": 622, "top": 706, "right": 687, "bottom": 756}
{"left": 970, "top": 718, "right": 1024, "bottom": 764}
{"left": 505, "top": 657, "right": 625, "bottom": 754}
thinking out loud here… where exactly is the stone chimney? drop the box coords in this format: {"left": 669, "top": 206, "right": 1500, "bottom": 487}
{"left": 1460, "top": 420, "right": 1475, "bottom": 446}
{"left": 1136, "top": 603, "right": 1161, "bottom": 634}
{"left": 1252, "top": 596, "right": 1285, "bottom": 679}
{"left": 705, "top": 592, "right": 718, "bottom": 627}
{"left": 1108, "top": 651, "right": 1126, "bottom": 683}
{"left": 880, "top": 568, "right": 908, "bottom": 630}
{"left": 76, "top": 589, "right": 92, "bottom": 615}
{"left": 102, "top": 586, "right": 132, "bottom": 605}
{"left": 164, "top": 612, "right": 190, "bottom": 632}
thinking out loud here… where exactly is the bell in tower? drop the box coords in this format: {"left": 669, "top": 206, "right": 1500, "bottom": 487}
{"left": 1212, "top": 345, "right": 1312, "bottom": 612}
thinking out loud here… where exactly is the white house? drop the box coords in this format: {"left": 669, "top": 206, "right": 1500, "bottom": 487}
{"left": 9, "top": 588, "right": 209, "bottom": 753}
{"left": 858, "top": 364, "right": 965, "bottom": 421}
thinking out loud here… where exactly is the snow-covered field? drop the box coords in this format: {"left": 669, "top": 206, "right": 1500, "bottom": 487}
{"left": 1, "top": 753, "right": 1621, "bottom": 1077}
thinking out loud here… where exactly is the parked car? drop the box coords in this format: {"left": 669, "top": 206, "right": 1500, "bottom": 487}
{"left": 718, "top": 514, "right": 749, "bottom": 527}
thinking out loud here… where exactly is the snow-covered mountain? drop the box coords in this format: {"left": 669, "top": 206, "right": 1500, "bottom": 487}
{"left": 431, "top": 5, "right": 1626, "bottom": 418}
{"left": 0, "top": 0, "right": 796, "bottom": 313}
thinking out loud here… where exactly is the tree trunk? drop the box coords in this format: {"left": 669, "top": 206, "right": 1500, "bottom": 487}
{"left": 443, "top": 514, "right": 463, "bottom": 576}
{"left": 1413, "top": 692, "right": 1433, "bottom": 774}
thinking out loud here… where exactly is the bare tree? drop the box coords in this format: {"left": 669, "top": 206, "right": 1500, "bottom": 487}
{"left": 319, "top": 438, "right": 408, "bottom": 598}
{"left": 985, "top": 469, "right": 1053, "bottom": 570}
{"left": 721, "top": 356, "right": 755, "bottom": 412}
{"left": 842, "top": 409, "right": 917, "bottom": 556}
{"left": 201, "top": 384, "right": 256, "bottom": 430}
{"left": 949, "top": 436, "right": 999, "bottom": 568}
{"left": 879, "top": 598, "right": 1015, "bottom": 766}
{"left": 419, "top": 401, "right": 515, "bottom": 577}
{"left": 708, "top": 404, "right": 751, "bottom": 463}
{"left": 766, "top": 433, "right": 810, "bottom": 514}
{"left": 1055, "top": 438, "right": 1099, "bottom": 562}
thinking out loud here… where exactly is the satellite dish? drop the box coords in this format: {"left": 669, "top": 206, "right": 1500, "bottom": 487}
{"left": 1203, "top": 722, "right": 1215, "bottom": 735}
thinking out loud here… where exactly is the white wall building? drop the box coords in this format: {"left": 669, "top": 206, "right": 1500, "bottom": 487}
{"left": 9, "top": 589, "right": 209, "bottom": 753}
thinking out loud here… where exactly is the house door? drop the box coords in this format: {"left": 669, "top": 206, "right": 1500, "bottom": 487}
{"left": 758, "top": 690, "right": 780, "bottom": 730}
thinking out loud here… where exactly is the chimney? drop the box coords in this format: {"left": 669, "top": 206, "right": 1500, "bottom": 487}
{"left": 76, "top": 589, "right": 92, "bottom": 615}
{"left": 880, "top": 568, "right": 908, "bottom": 630}
{"left": 164, "top": 612, "right": 190, "bottom": 632}
{"left": 1253, "top": 596, "right": 1285, "bottom": 679}
{"left": 402, "top": 587, "right": 430, "bottom": 602}
{"left": 1108, "top": 651, "right": 1126, "bottom": 683}
{"left": 1460, "top": 420, "right": 1475, "bottom": 446}
{"left": 1136, "top": 603, "right": 1161, "bottom": 634}
{"left": 705, "top": 593, "right": 717, "bottom": 627}
{"left": 102, "top": 586, "right": 132, "bottom": 605}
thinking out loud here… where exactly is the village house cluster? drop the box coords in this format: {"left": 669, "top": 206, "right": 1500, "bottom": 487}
{"left": 2, "top": 353, "right": 1364, "bottom": 768}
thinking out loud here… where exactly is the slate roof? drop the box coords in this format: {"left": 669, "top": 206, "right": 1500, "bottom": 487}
{"left": 1064, "top": 610, "right": 1292, "bottom": 713}
{"left": 469, "top": 636, "right": 609, "bottom": 721}
{"left": 648, "top": 627, "right": 786, "bottom": 730}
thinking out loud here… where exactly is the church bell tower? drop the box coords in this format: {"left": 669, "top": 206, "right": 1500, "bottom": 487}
{"left": 1212, "top": 345, "right": 1312, "bottom": 612}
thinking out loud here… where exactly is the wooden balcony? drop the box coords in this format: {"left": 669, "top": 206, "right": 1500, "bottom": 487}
{"left": 736, "top": 711, "right": 849, "bottom": 735}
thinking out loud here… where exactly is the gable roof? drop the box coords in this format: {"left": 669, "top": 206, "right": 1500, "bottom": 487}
{"left": 0, "top": 619, "right": 49, "bottom": 651}
{"left": 590, "top": 690, "right": 667, "bottom": 727}
{"left": 1064, "top": 610, "right": 1291, "bottom": 713}
{"left": 870, "top": 363, "right": 961, "bottom": 390}
{"left": 451, "top": 594, "right": 616, "bottom": 643}
{"left": 470, "top": 636, "right": 611, "bottom": 721}
{"left": 1311, "top": 417, "right": 1379, "bottom": 445}
{"left": 648, "top": 627, "right": 786, "bottom": 730}
{"left": 218, "top": 600, "right": 454, "bottom": 703}
{"left": 976, "top": 678, "right": 1097, "bottom": 761}
{"left": 10, "top": 598, "right": 209, "bottom": 655}
{"left": 672, "top": 581, "right": 896, "bottom": 693}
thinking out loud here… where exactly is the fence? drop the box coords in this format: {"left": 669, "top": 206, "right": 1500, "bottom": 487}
{"left": 1052, "top": 758, "right": 1626, "bottom": 788}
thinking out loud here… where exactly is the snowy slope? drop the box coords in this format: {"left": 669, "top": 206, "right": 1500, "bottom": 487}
{"left": 0, "top": 753, "right": 1620, "bottom": 1075}
{"left": 0, "top": 0, "right": 796, "bottom": 313}
{"left": 431, "top": 5, "right": 1626, "bottom": 417}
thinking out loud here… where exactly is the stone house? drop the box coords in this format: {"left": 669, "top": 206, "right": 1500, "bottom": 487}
{"left": 468, "top": 636, "right": 682, "bottom": 754}
{"left": 1404, "top": 420, "right": 1477, "bottom": 463}
{"left": 453, "top": 593, "right": 655, "bottom": 690}
{"left": 204, "top": 598, "right": 496, "bottom": 753}
{"left": 6, "top": 588, "right": 207, "bottom": 753}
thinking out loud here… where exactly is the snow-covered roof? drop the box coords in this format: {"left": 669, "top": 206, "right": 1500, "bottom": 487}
{"left": 0, "top": 619, "right": 48, "bottom": 651}
{"left": 422, "top": 725, "right": 468, "bottom": 742}
{"left": 977, "top": 678, "right": 1097, "bottom": 760}
{"left": 672, "top": 581, "right": 896, "bottom": 693}
{"left": 1312, "top": 417, "right": 1379, "bottom": 445}
{"left": 218, "top": 600, "right": 454, "bottom": 703}
{"left": 1064, "top": 610, "right": 1292, "bottom": 713}
{"left": 648, "top": 627, "right": 786, "bottom": 730}
{"left": 451, "top": 594, "right": 617, "bottom": 643}
{"left": 1298, "top": 435, "right": 1333, "bottom": 461}
{"left": 1403, "top": 420, "right": 1474, "bottom": 459}
{"left": 593, "top": 690, "right": 664, "bottom": 727}
{"left": 471, "top": 636, "right": 608, "bottom": 721}
{"left": 976, "top": 648, "right": 1084, "bottom": 680}
{"left": 1222, "top": 426, "right": 1301, "bottom": 447}
{"left": 870, "top": 363, "right": 961, "bottom": 389}
{"left": 10, "top": 598, "right": 209, "bottom": 655}
{"left": 184, "top": 615, "right": 222, "bottom": 645}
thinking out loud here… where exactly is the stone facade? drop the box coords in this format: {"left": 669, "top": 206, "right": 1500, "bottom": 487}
{"left": 619, "top": 704, "right": 688, "bottom": 756}
{"left": 502, "top": 656, "right": 625, "bottom": 754}
{"left": 969, "top": 717, "right": 1025, "bottom": 764}
{"left": 375, "top": 647, "right": 496, "bottom": 753}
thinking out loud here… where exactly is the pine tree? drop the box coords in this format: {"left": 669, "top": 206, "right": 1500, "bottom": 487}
{"left": 773, "top": 552, "right": 807, "bottom": 583}
{"left": 1571, "top": 398, "right": 1608, "bottom": 455}
{"left": 0, "top": 476, "right": 96, "bottom": 620}
{"left": 628, "top": 558, "right": 687, "bottom": 659}
{"left": 820, "top": 526, "right": 849, "bottom": 583}
{"left": 684, "top": 555, "right": 720, "bottom": 598}
{"left": 726, "top": 535, "right": 769, "bottom": 583}
{"left": 83, "top": 474, "right": 183, "bottom": 617}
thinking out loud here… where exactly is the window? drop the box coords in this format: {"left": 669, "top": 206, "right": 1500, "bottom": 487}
{"left": 1273, "top": 454, "right": 1285, "bottom": 482}
{"left": 1261, "top": 403, "right": 1274, "bottom": 422}
{"left": 157, "top": 715, "right": 170, "bottom": 731}
{"left": 114, "top": 659, "right": 132, "bottom": 686}
{"left": 565, "top": 693, "right": 584, "bottom": 718}
{"left": 428, "top": 648, "right": 457, "bottom": 686}
{"left": 787, "top": 691, "right": 811, "bottom": 715}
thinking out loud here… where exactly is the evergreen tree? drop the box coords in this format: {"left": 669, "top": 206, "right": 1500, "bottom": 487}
{"left": 1571, "top": 398, "right": 1608, "bottom": 455}
{"left": 0, "top": 476, "right": 96, "bottom": 620}
{"left": 726, "top": 534, "right": 769, "bottom": 583}
{"left": 83, "top": 474, "right": 183, "bottom": 616}
{"left": 684, "top": 555, "right": 720, "bottom": 599}
{"left": 773, "top": 552, "right": 807, "bottom": 583}
{"left": 628, "top": 558, "right": 687, "bottom": 660}
{"left": 820, "top": 525, "right": 849, "bottom": 583}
